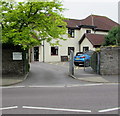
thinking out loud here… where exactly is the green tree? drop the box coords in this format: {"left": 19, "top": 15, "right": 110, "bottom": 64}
{"left": 1, "top": 0, "right": 67, "bottom": 49}
{"left": 103, "top": 26, "right": 120, "bottom": 46}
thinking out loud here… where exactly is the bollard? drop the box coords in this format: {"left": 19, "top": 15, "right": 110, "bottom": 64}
{"left": 69, "top": 50, "right": 74, "bottom": 75}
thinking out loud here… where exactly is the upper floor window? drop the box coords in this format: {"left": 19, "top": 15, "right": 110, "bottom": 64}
{"left": 86, "top": 30, "right": 91, "bottom": 33}
{"left": 68, "top": 28, "right": 75, "bottom": 38}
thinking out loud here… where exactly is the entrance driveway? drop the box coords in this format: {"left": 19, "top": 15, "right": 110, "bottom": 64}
{"left": 16, "top": 62, "right": 90, "bottom": 86}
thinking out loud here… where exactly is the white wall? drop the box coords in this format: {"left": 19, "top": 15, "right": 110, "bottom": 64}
{"left": 80, "top": 37, "right": 95, "bottom": 52}
{"left": 94, "top": 31, "right": 108, "bottom": 35}
{"left": 43, "top": 29, "right": 81, "bottom": 62}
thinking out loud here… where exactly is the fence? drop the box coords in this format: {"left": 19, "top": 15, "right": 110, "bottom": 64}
{"left": 90, "top": 51, "right": 100, "bottom": 74}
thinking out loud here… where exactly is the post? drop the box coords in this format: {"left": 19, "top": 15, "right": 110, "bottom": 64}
{"left": 69, "top": 50, "right": 74, "bottom": 75}
{"left": 97, "top": 52, "right": 100, "bottom": 74}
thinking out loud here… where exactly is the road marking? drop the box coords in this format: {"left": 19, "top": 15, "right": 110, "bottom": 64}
{"left": 28, "top": 85, "right": 65, "bottom": 88}
{"left": 1, "top": 86, "right": 25, "bottom": 89}
{"left": 22, "top": 106, "right": 91, "bottom": 113}
{"left": 68, "top": 83, "right": 103, "bottom": 87}
{"left": 0, "top": 106, "right": 18, "bottom": 110}
{"left": 98, "top": 107, "right": 120, "bottom": 113}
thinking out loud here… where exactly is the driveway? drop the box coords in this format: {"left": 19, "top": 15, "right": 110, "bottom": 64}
{"left": 16, "top": 62, "right": 91, "bottom": 86}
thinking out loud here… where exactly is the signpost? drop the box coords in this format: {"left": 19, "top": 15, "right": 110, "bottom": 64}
{"left": 69, "top": 50, "right": 74, "bottom": 75}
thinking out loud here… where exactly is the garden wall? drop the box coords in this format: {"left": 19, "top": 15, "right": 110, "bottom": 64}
{"left": 100, "top": 47, "right": 120, "bottom": 75}
{"left": 2, "top": 44, "right": 29, "bottom": 77}
{"left": 91, "top": 47, "right": 120, "bottom": 75}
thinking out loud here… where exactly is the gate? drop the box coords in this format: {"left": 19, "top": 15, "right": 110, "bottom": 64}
{"left": 90, "top": 52, "right": 100, "bottom": 74}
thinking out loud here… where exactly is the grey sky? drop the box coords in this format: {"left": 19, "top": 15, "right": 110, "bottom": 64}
{"left": 15, "top": 0, "right": 119, "bottom": 23}
{"left": 62, "top": 0, "right": 119, "bottom": 23}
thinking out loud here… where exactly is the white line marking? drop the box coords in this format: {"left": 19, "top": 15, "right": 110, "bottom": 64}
{"left": 0, "top": 106, "right": 18, "bottom": 110}
{"left": 1, "top": 86, "right": 25, "bottom": 89}
{"left": 22, "top": 106, "right": 91, "bottom": 113}
{"left": 98, "top": 107, "right": 120, "bottom": 112}
{"left": 28, "top": 85, "right": 65, "bottom": 88}
{"left": 68, "top": 84, "right": 103, "bottom": 87}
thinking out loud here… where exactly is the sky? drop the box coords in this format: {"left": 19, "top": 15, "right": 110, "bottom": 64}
{"left": 62, "top": 0, "right": 119, "bottom": 23}
{"left": 16, "top": 0, "right": 119, "bottom": 23}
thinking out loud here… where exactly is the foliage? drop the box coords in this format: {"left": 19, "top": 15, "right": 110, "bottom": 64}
{"left": 1, "top": 0, "right": 67, "bottom": 49}
{"left": 103, "top": 26, "right": 120, "bottom": 46}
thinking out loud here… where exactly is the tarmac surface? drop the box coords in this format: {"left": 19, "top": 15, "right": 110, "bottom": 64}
{"left": 1, "top": 62, "right": 119, "bottom": 86}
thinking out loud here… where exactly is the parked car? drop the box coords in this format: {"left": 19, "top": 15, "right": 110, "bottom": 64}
{"left": 74, "top": 50, "right": 94, "bottom": 67}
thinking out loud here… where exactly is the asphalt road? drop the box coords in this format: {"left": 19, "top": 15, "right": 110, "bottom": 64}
{"left": 1, "top": 62, "right": 119, "bottom": 115}
{"left": 2, "top": 84, "right": 119, "bottom": 114}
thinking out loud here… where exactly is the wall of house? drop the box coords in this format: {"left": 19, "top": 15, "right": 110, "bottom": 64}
{"left": 80, "top": 37, "right": 95, "bottom": 52}
{"left": 30, "top": 27, "right": 108, "bottom": 63}
{"left": 79, "top": 28, "right": 94, "bottom": 37}
{"left": 42, "top": 29, "right": 81, "bottom": 62}
{"left": 100, "top": 47, "right": 119, "bottom": 75}
{"left": 94, "top": 31, "right": 108, "bottom": 35}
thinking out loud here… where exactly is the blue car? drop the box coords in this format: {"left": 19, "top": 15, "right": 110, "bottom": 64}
{"left": 74, "top": 50, "right": 94, "bottom": 67}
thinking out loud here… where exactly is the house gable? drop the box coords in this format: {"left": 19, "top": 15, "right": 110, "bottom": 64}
{"left": 79, "top": 33, "right": 105, "bottom": 47}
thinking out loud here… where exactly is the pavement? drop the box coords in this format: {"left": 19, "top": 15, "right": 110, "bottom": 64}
{"left": 0, "top": 73, "right": 29, "bottom": 86}
{"left": 0, "top": 62, "right": 119, "bottom": 86}
{"left": 70, "top": 67, "right": 119, "bottom": 84}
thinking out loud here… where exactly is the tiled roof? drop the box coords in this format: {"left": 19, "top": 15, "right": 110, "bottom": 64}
{"left": 85, "top": 33, "right": 105, "bottom": 46}
{"left": 64, "top": 15, "right": 119, "bottom": 30}
{"left": 64, "top": 19, "right": 81, "bottom": 28}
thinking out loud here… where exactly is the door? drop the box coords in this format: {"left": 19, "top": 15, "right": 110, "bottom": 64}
{"left": 34, "top": 47, "right": 39, "bottom": 61}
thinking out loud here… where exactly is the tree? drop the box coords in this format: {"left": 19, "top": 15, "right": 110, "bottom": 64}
{"left": 103, "top": 26, "right": 120, "bottom": 46}
{"left": 1, "top": 0, "right": 67, "bottom": 49}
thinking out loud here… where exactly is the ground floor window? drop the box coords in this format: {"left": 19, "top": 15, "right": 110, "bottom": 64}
{"left": 51, "top": 46, "right": 58, "bottom": 55}
{"left": 83, "top": 46, "right": 89, "bottom": 52}
{"left": 68, "top": 47, "right": 74, "bottom": 55}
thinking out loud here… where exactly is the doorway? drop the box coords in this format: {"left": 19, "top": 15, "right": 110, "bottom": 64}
{"left": 34, "top": 47, "right": 39, "bottom": 61}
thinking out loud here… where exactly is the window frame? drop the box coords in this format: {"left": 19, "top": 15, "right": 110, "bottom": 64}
{"left": 86, "top": 30, "right": 91, "bottom": 33}
{"left": 51, "top": 46, "right": 58, "bottom": 56}
{"left": 68, "top": 47, "right": 75, "bottom": 55}
{"left": 83, "top": 46, "right": 89, "bottom": 52}
{"left": 68, "top": 28, "right": 75, "bottom": 38}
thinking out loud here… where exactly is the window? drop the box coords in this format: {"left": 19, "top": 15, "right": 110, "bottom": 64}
{"left": 68, "top": 28, "right": 75, "bottom": 38}
{"left": 68, "top": 47, "right": 74, "bottom": 55}
{"left": 86, "top": 30, "right": 91, "bottom": 33}
{"left": 83, "top": 47, "right": 89, "bottom": 52}
{"left": 51, "top": 46, "right": 58, "bottom": 55}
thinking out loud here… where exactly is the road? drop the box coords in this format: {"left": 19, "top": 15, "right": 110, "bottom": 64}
{"left": 2, "top": 84, "right": 119, "bottom": 114}
{"left": 1, "top": 62, "right": 119, "bottom": 115}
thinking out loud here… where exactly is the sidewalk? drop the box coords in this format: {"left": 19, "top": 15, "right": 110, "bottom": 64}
{"left": 70, "top": 67, "right": 119, "bottom": 83}
{"left": 0, "top": 73, "right": 28, "bottom": 86}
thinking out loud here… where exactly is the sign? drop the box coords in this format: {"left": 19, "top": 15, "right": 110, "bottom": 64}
{"left": 13, "top": 52, "right": 22, "bottom": 60}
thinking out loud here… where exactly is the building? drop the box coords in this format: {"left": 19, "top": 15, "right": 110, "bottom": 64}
{"left": 30, "top": 15, "right": 118, "bottom": 62}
